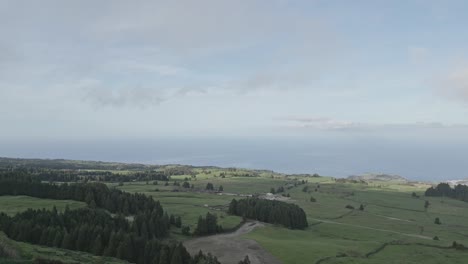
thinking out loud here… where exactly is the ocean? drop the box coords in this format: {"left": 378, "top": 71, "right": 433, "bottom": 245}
{"left": 1, "top": 137, "right": 467, "bottom": 182}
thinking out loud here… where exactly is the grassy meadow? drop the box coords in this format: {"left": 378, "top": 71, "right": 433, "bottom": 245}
{"left": 0, "top": 196, "right": 86, "bottom": 216}
{"left": 2, "top": 163, "right": 468, "bottom": 264}
{"left": 113, "top": 169, "right": 468, "bottom": 263}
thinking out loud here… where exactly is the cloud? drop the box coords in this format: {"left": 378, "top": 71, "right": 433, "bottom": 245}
{"left": 80, "top": 78, "right": 208, "bottom": 108}
{"left": 278, "top": 116, "right": 363, "bottom": 131}
{"left": 438, "top": 67, "right": 468, "bottom": 104}
{"left": 278, "top": 116, "right": 468, "bottom": 132}
{"left": 0, "top": 0, "right": 340, "bottom": 109}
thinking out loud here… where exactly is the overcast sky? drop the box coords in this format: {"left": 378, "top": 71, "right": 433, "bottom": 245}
{"left": 1, "top": 0, "right": 468, "bottom": 142}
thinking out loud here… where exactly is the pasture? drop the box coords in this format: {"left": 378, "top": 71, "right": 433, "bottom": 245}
{"left": 0, "top": 196, "right": 86, "bottom": 216}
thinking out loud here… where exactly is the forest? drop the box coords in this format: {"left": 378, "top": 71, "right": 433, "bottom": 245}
{"left": 0, "top": 171, "right": 226, "bottom": 264}
{"left": 228, "top": 198, "right": 308, "bottom": 229}
{"left": 425, "top": 183, "right": 468, "bottom": 202}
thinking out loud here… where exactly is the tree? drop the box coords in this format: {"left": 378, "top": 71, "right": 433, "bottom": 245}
{"left": 170, "top": 214, "right": 176, "bottom": 225}
{"left": 194, "top": 213, "right": 221, "bottom": 236}
{"left": 182, "top": 181, "right": 190, "bottom": 188}
{"left": 424, "top": 200, "right": 430, "bottom": 211}
{"left": 206, "top": 183, "right": 214, "bottom": 191}
{"left": 359, "top": 204, "right": 364, "bottom": 211}
{"left": 238, "top": 255, "right": 251, "bottom": 264}
{"left": 218, "top": 185, "right": 224, "bottom": 192}
{"left": 310, "top": 196, "right": 316, "bottom": 202}
{"left": 175, "top": 216, "right": 182, "bottom": 228}
{"left": 92, "top": 235, "right": 103, "bottom": 256}
{"left": 435, "top": 217, "right": 441, "bottom": 225}
{"left": 181, "top": 226, "right": 190, "bottom": 236}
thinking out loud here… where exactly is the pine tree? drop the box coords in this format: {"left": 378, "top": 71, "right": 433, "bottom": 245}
{"left": 92, "top": 235, "right": 103, "bottom": 256}
{"left": 159, "top": 246, "right": 170, "bottom": 264}
{"left": 175, "top": 216, "right": 182, "bottom": 228}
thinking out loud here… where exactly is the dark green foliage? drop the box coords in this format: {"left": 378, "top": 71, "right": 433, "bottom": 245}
{"left": 228, "top": 198, "right": 308, "bottom": 229}
{"left": 345, "top": 205, "right": 354, "bottom": 210}
{"left": 411, "top": 192, "right": 419, "bottom": 198}
{"left": 425, "top": 183, "right": 468, "bottom": 203}
{"left": 238, "top": 255, "right": 251, "bottom": 264}
{"left": 433, "top": 236, "right": 439, "bottom": 241}
{"left": 192, "top": 250, "right": 221, "bottom": 264}
{"left": 0, "top": 207, "right": 214, "bottom": 264}
{"left": 33, "top": 258, "right": 65, "bottom": 264}
{"left": 181, "top": 226, "right": 191, "bottom": 236}
{"left": 218, "top": 185, "right": 224, "bottom": 192}
{"left": 175, "top": 216, "right": 182, "bottom": 228}
{"left": 359, "top": 204, "right": 364, "bottom": 211}
{"left": 435, "top": 217, "right": 441, "bottom": 225}
{"left": 182, "top": 182, "right": 190, "bottom": 188}
{"left": 194, "top": 213, "right": 222, "bottom": 236}
{"left": 0, "top": 173, "right": 219, "bottom": 264}
{"left": 206, "top": 183, "right": 214, "bottom": 191}
{"left": 424, "top": 200, "right": 430, "bottom": 210}
{"left": 302, "top": 186, "right": 309, "bottom": 192}
{"left": 0, "top": 174, "right": 165, "bottom": 217}
{"left": 310, "top": 196, "right": 316, "bottom": 202}
{"left": 452, "top": 241, "right": 466, "bottom": 250}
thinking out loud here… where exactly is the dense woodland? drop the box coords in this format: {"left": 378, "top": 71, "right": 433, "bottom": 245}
{"left": 228, "top": 198, "right": 308, "bottom": 229}
{"left": 194, "top": 212, "right": 223, "bottom": 236}
{"left": 425, "top": 183, "right": 468, "bottom": 202}
{"left": 0, "top": 207, "right": 221, "bottom": 264}
{"left": 0, "top": 171, "right": 226, "bottom": 264}
{"left": 0, "top": 171, "right": 167, "bottom": 218}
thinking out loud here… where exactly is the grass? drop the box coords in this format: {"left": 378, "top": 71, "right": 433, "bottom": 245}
{"left": 0, "top": 232, "right": 126, "bottom": 264}
{"left": 242, "top": 179, "right": 468, "bottom": 264}
{"left": 3, "top": 164, "right": 468, "bottom": 264}
{"left": 0, "top": 196, "right": 86, "bottom": 216}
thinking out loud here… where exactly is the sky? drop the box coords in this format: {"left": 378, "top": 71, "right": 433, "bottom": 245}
{"left": 1, "top": 0, "right": 468, "bottom": 143}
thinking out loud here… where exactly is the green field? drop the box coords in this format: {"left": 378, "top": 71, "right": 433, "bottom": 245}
{"left": 0, "top": 231, "right": 127, "bottom": 264}
{"left": 0, "top": 196, "right": 86, "bottom": 216}
{"left": 104, "top": 171, "right": 468, "bottom": 263}
{"left": 1, "top": 159, "right": 468, "bottom": 264}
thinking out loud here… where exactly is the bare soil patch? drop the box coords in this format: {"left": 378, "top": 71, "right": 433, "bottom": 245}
{"left": 183, "top": 221, "right": 282, "bottom": 264}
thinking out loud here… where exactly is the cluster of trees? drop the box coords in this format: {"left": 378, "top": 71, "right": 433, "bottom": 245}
{"left": 0, "top": 207, "right": 201, "bottom": 264}
{"left": 270, "top": 186, "right": 284, "bottom": 194}
{"left": 0, "top": 173, "right": 231, "bottom": 263}
{"left": 228, "top": 198, "right": 308, "bottom": 229}
{"left": 194, "top": 213, "right": 223, "bottom": 236}
{"left": 205, "top": 183, "right": 223, "bottom": 192}
{"left": 0, "top": 173, "right": 166, "bottom": 218}
{"left": 0, "top": 167, "right": 170, "bottom": 183}
{"left": 425, "top": 183, "right": 468, "bottom": 202}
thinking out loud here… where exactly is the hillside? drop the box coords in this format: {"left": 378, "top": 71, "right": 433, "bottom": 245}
{"left": 347, "top": 173, "right": 409, "bottom": 183}
{"left": 1, "top": 158, "right": 468, "bottom": 264}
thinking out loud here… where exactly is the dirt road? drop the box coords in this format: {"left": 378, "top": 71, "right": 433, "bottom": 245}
{"left": 183, "top": 221, "right": 282, "bottom": 264}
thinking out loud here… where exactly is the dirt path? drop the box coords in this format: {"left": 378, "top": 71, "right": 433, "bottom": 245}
{"left": 183, "top": 221, "right": 282, "bottom": 264}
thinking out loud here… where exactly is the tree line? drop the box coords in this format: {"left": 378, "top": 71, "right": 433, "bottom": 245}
{"left": 425, "top": 183, "right": 468, "bottom": 202}
{"left": 0, "top": 172, "right": 228, "bottom": 263}
{"left": 0, "top": 207, "right": 217, "bottom": 264}
{"left": 0, "top": 168, "right": 170, "bottom": 183}
{"left": 0, "top": 171, "right": 165, "bottom": 217}
{"left": 228, "top": 198, "right": 308, "bottom": 229}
